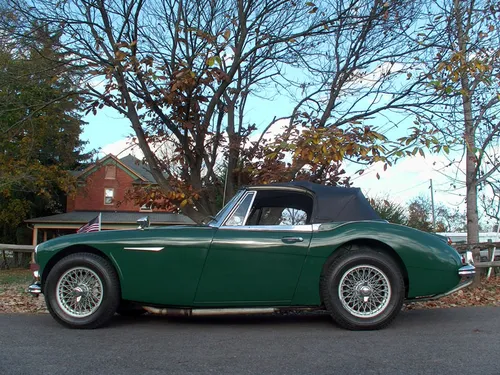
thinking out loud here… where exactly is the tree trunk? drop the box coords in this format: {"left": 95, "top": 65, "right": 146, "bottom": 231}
{"left": 453, "top": 0, "right": 480, "bottom": 285}
{"left": 225, "top": 100, "right": 239, "bottom": 204}
{"left": 465, "top": 137, "right": 481, "bottom": 286}
{"left": 461, "top": 55, "right": 479, "bottom": 282}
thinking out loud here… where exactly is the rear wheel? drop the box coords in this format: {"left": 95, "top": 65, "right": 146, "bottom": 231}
{"left": 44, "top": 253, "right": 120, "bottom": 329}
{"left": 321, "top": 247, "right": 404, "bottom": 330}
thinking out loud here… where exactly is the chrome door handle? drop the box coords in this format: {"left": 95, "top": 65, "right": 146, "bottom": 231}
{"left": 281, "top": 236, "right": 304, "bottom": 244}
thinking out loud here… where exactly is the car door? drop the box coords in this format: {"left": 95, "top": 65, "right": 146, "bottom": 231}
{"left": 194, "top": 190, "right": 313, "bottom": 306}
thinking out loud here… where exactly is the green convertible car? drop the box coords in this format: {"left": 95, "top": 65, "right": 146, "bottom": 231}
{"left": 28, "top": 182, "right": 475, "bottom": 330}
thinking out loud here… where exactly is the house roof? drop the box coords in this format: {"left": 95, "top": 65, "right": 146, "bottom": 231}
{"left": 119, "top": 154, "right": 156, "bottom": 183}
{"left": 73, "top": 154, "right": 156, "bottom": 183}
{"left": 25, "top": 211, "right": 194, "bottom": 225}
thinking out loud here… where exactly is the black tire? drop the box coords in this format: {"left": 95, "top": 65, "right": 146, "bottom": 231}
{"left": 116, "top": 301, "right": 146, "bottom": 317}
{"left": 321, "top": 247, "right": 405, "bottom": 330}
{"left": 44, "top": 253, "right": 120, "bottom": 329}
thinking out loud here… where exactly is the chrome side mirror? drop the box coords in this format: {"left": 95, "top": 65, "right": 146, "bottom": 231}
{"left": 137, "top": 216, "right": 150, "bottom": 230}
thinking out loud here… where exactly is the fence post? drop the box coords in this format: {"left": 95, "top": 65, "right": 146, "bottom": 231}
{"left": 487, "top": 240, "right": 496, "bottom": 279}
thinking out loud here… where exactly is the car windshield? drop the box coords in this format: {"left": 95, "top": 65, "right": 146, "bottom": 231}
{"left": 208, "top": 190, "right": 245, "bottom": 226}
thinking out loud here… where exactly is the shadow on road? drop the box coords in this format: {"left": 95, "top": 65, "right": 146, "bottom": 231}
{"left": 111, "top": 311, "right": 333, "bottom": 328}
{"left": 107, "top": 306, "right": 483, "bottom": 331}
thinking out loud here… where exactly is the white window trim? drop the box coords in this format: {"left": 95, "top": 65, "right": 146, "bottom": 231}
{"left": 104, "top": 188, "right": 114, "bottom": 205}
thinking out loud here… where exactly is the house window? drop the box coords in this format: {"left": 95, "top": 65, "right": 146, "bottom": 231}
{"left": 105, "top": 165, "right": 116, "bottom": 179}
{"left": 104, "top": 188, "right": 114, "bottom": 205}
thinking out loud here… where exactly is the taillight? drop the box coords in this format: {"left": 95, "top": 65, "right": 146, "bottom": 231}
{"left": 461, "top": 251, "right": 474, "bottom": 265}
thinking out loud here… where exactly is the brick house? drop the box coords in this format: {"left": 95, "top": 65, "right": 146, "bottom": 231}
{"left": 67, "top": 154, "right": 158, "bottom": 213}
{"left": 25, "top": 154, "right": 193, "bottom": 246}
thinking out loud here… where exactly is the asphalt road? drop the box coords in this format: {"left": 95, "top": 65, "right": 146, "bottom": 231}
{"left": 1, "top": 307, "right": 499, "bottom": 375}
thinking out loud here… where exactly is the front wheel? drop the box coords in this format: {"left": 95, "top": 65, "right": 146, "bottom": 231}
{"left": 44, "top": 253, "right": 120, "bottom": 329}
{"left": 321, "top": 248, "right": 405, "bottom": 330}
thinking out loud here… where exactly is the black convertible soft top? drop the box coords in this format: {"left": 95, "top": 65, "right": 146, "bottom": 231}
{"left": 267, "top": 181, "right": 382, "bottom": 224}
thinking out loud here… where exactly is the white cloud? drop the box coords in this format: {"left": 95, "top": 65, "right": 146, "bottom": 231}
{"left": 348, "top": 153, "right": 467, "bottom": 208}
{"left": 99, "top": 138, "right": 143, "bottom": 159}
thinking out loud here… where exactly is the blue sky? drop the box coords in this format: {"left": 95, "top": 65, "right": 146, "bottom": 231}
{"left": 82, "top": 108, "right": 132, "bottom": 151}
{"left": 81, "top": 83, "right": 297, "bottom": 152}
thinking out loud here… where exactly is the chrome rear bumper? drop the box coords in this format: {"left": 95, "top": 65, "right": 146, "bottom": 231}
{"left": 458, "top": 264, "right": 475, "bottom": 276}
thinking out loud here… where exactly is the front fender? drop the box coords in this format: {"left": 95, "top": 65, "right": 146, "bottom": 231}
{"left": 35, "top": 225, "right": 217, "bottom": 305}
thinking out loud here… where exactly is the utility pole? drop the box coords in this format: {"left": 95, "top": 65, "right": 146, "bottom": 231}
{"left": 430, "top": 179, "right": 436, "bottom": 231}
{"left": 222, "top": 165, "right": 229, "bottom": 207}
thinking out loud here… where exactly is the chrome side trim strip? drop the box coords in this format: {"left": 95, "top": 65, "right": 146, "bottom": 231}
{"left": 123, "top": 247, "right": 164, "bottom": 252}
{"left": 192, "top": 308, "right": 276, "bottom": 315}
{"left": 220, "top": 225, "right": 313, "bottom": 232}
{"left": 316, "top": 220, "right": 385, "bottom": 232}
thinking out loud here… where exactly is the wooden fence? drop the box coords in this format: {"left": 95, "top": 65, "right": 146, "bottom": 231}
{"left": 454, "top": 242, "right": 500, "bottom": 269}
{"left": 0, "top": 244, "right": 35, "bottom": 269}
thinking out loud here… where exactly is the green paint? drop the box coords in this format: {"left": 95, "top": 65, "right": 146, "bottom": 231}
{"left": 194, "top": 228, "right": 311, "bottom": 305}
{"left": 35, "top": 220, "right": 464, "bottom": 307}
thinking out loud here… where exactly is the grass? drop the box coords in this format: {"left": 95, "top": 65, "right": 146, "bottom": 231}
{"left": 0, "top": 268, "right": 32, "bottom": 290}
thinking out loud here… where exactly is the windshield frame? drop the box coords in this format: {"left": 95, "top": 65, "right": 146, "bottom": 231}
{"left": 207, "top": 189, "right": 245, "bottom": 227}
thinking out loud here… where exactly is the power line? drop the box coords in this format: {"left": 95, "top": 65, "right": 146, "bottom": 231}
{"left": 392, "top": 180, "right": 429, "bottom": 194}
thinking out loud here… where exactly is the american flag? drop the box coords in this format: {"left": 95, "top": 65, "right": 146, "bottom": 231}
{"left": 77, "top": 214, "right": 101, "bottom": 233}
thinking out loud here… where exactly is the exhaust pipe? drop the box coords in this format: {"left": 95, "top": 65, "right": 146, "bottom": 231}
{"left": 142, "top": 306, "right": 323, "bottom": 316}
{"left": 142, "top": 307, "right": 279, "bottom": 316}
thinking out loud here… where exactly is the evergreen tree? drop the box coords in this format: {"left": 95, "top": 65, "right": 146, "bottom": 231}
{"left": 0, "top": 23, "right": 91, "bottom": 243}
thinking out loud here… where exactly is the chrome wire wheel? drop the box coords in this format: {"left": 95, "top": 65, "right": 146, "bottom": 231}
{"left": 55, "top": 267, "right": 104, "bottom": 318}
{"left": 338, "top": 265, "right": 391, "bottom": 318}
